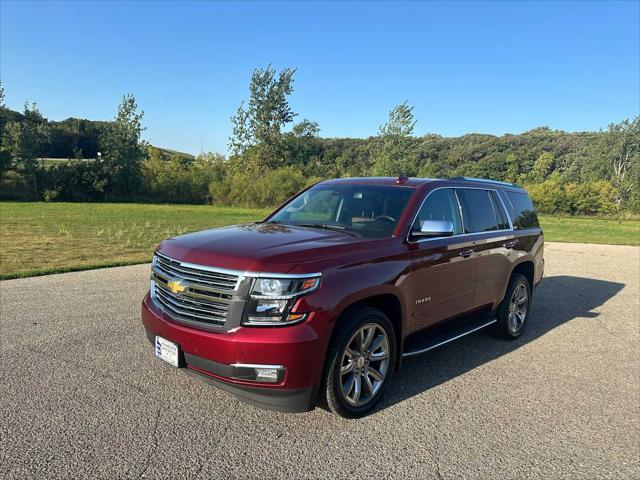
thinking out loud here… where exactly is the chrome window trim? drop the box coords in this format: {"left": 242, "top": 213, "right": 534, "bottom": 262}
{"left": 155, "top": 252, "right": 322, "bottom": 281}
{"left": 409, "top": 228, "right": 516, "bottom": 245}
{"left": 335, "top": 197, "right": 344, "bottom": 222}
{"left": 494, "top": 190, "right": 515, "bottom": 230}
{"left": 502, "top": 189, "right": 516, "bottom": 213}
{"left": 453, "top": 188, "right": 466, "bottom": 234}
{"left": 406, "top": 186, "right": 515, "bottom": 244}
{"left": 487, "top": 189, "right": 512, "bottom": 231}
{"left": 487, "top": 190, "right": 500, "bottom": 229}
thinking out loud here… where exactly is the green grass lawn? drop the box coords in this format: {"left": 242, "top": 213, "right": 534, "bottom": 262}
{"left": 0, "top": 202, "right": 638, "bottom": 280}
{"left": 538, "top": 215, "right": 640, "bottom": 246}
{"left": 0, "top": 202, "right": 269, "bottom": 279}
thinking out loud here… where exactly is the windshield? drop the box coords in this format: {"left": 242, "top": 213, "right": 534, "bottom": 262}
{"left": 267, "top": 184, "right": 415, "bottom": 238}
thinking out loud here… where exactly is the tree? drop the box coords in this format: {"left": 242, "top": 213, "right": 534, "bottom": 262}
{"left": 606, "top": 117, "right": 639, "bottom": 207}
{"left": 2, "top": 122, "right": 23, "bottom": 166}
{"left": 228, "top": 66, "right": 297, "bottom": 168}
{"left": 98, "top": 94, "right": 147, "bottom": 199}
{"left": 0, "top": 103, "right": 46, "bottom": 197}
{"left": 527, "top": 151, "right": 555, "bottom": 183}
{"left": 23, "top": 103, "right": 51, "bottom": 160}
{"left": 24, "top": 103, "right": 50, "bottom": 198}
{"left": 229, "top": 101, "right": 251, "bottom": 156}
{"left": 379, "top": 101, "right": 416, "bottom": 137}
{"left": 371, "top": 101, "right": 416, "bottom": 176}
{"left": 0, "top": 80, "right": 10, "bottom": 175}
{"left": 292, "top": 119, "right": 320, "bottom": 138}
{"left": 504, "top": 153, "right": 520, "bottom": 183}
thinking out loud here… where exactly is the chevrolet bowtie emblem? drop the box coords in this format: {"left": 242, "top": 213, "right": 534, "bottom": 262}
{"left": 167, "top": 279, "right": 186, "bottom": 294}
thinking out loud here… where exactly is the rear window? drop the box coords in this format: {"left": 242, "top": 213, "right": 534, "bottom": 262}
{"left": 504, "top": 191, "right": 540, "bottom": 229}
{"left": 456, "top": 189, "right": 499, "bottom": 233}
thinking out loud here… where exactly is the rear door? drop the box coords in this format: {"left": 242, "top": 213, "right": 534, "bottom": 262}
{"left": 408, "top": 188, "right": 476, "bottom": 334}
{"left": 500, "top": 189, "right": 545, "bottom": 286}
{"left": 455, "top": 188, "right": 514, "bottom": 310}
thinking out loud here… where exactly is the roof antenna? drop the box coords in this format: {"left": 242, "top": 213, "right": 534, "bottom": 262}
{"left": 396, "top": 172, "right": 409, "bottom": 184}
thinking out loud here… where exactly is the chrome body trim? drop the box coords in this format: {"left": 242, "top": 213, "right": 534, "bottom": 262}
{"left": 151, "top": 252, "right": 239, "bottom": 326}
{"left": 242, "top": 313, "right": 308, "bottom": 327}
{"left": 229, "top": 363, "right": 286, "bottom": 370}
{"left": 156, "top": 252, "right": 321, "bottom": 280}
{"left": 402, "top": 319, "right": 498, "bottom": 358}
{"left": 406, "top": 186, "right": 515, "bottom": 244}
{"left": 494, "top": 190, "right": 515, "bottom": 230}
{"left": 228, "top": 363, "right": 286, "bottom": 383}
{"left": 151, "top": 252, "right": 322, "bottom": 328}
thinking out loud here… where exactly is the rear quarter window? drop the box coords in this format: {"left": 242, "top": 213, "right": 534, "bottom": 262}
{"left": 504, "top": 191, "right": 540, "bottom": 229}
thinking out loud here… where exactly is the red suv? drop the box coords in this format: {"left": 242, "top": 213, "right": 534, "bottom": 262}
{"left": 142, "top": 176, "right": 544, "bottom": 417}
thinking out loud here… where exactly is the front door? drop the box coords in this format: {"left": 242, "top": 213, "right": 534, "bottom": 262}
{"left": 408, "top": 188, "right": 476, "bottom": 334}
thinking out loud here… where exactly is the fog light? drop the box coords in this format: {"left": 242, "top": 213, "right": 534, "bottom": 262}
{"left": 230, "top": 363, "right": 285, "bottom": 383}
{"left": 255, "top": 368, "right": 279, "bottom": 382}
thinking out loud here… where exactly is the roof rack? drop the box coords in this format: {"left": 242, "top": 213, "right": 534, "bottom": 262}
{"left": 448, "top": 176, "right": 518, "bottom": 187}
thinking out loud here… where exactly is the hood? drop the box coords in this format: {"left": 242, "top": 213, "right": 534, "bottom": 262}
{"left": 157, "top": 222, "right": 378, "bottom": 273}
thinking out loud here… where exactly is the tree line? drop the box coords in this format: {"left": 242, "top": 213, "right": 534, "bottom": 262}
{"left": 0, "top": 70, "right": 638, "bottom": 214}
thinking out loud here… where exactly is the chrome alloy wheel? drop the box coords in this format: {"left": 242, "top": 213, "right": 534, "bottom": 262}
{"left": 508, "top": 283, "right": 529, "bottom": 334}
{"left": 339, "top": 323, "right": 390, "bottom": 407}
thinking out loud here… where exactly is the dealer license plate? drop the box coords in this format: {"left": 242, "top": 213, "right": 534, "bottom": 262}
{"left": 155, "top": 336, "right": 179, "bottom": 367}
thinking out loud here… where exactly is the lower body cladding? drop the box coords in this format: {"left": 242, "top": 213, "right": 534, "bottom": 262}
{"left": 141, "top": 294, "right": 328, "bottom": 413}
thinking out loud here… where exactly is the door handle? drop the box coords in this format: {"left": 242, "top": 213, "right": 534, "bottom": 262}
{"left": 459, "top": 249, "right": 475, "bottom": 258}
{"left": 503, "top": 240, "right": 518, "bottom": 249}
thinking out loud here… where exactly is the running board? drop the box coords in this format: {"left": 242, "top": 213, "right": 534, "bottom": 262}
{"left": 402, "top": 317, "right": 497, "bottom": 358}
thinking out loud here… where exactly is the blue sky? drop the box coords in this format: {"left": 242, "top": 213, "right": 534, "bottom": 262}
{"left": 1, "top": 1, "right": 638, "bottom": 155}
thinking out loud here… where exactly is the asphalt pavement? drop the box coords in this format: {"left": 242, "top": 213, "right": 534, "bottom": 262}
{"left": 1, "top": 242, "right": 638, "bottom": 479}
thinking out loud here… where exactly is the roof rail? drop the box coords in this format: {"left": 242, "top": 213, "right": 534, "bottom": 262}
{"left": 448, "top": 176, "right": 518, "bottom": 187}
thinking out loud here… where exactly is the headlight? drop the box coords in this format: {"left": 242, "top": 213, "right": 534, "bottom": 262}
{"left": 243, "top": 275, "right": 321, "bottom": 326}
{"left": 251, "top": 277, "right": 320, "bottom": 298}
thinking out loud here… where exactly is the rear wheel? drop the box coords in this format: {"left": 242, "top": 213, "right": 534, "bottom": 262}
{"left": 494, "top": 273, "right": 531, "bottom": 339}
{"left": 322, "top": 306, "right": 396, "bottom": 418}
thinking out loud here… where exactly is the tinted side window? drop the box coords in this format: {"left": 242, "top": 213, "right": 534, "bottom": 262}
{"left": 505, "top": 191, "right": 540, "bottom": 229}
{"left": 489, "top": 191, "right": 510, "bottom": 230}
{"left": 413, "top": 188, "right": 463, "bottom": 236}
{"left": 456, "top": 189, "right": 499, "bottom": 233}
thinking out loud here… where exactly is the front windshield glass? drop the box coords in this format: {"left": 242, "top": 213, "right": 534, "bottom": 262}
{"left": 267, "top": 184, "right": 415, "bottom": 238}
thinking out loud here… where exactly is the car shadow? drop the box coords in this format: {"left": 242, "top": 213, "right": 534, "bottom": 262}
{"left": 376, "top": 275, "right": 625, "bottom": 411}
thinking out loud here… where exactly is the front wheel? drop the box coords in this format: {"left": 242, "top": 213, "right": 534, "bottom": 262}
{"left": 494, "top": 273, "right": 532, "bottom": 339}
{"left": 322, "top": 306, "right": 396, "bottom": 418}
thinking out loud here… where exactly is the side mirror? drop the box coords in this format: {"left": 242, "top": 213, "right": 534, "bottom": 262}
{"left": 413, "top": 220, "right": 454, "bottom": 238}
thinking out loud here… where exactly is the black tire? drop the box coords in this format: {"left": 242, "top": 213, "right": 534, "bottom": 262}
{"left": 321, "top": 306, "right": 396, "bottom": 418}
{"left": 494, "top": 273, "right": 532, "bottom": 339}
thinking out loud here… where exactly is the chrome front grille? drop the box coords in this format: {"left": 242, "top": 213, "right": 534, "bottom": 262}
{"left": 154, "top": 253, "right": 240, "bottom": 291}
{"left": 151, "top": 253, "right": 242, "bottom": 327}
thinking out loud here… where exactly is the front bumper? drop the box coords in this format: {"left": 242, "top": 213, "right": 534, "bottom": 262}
{"left": 141, "top": 293, "right": 329, "bottom": 412}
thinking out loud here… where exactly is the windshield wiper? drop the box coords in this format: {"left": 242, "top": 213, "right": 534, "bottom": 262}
{"left": 296, "top": 223, "right": 360, "bottom": 237}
